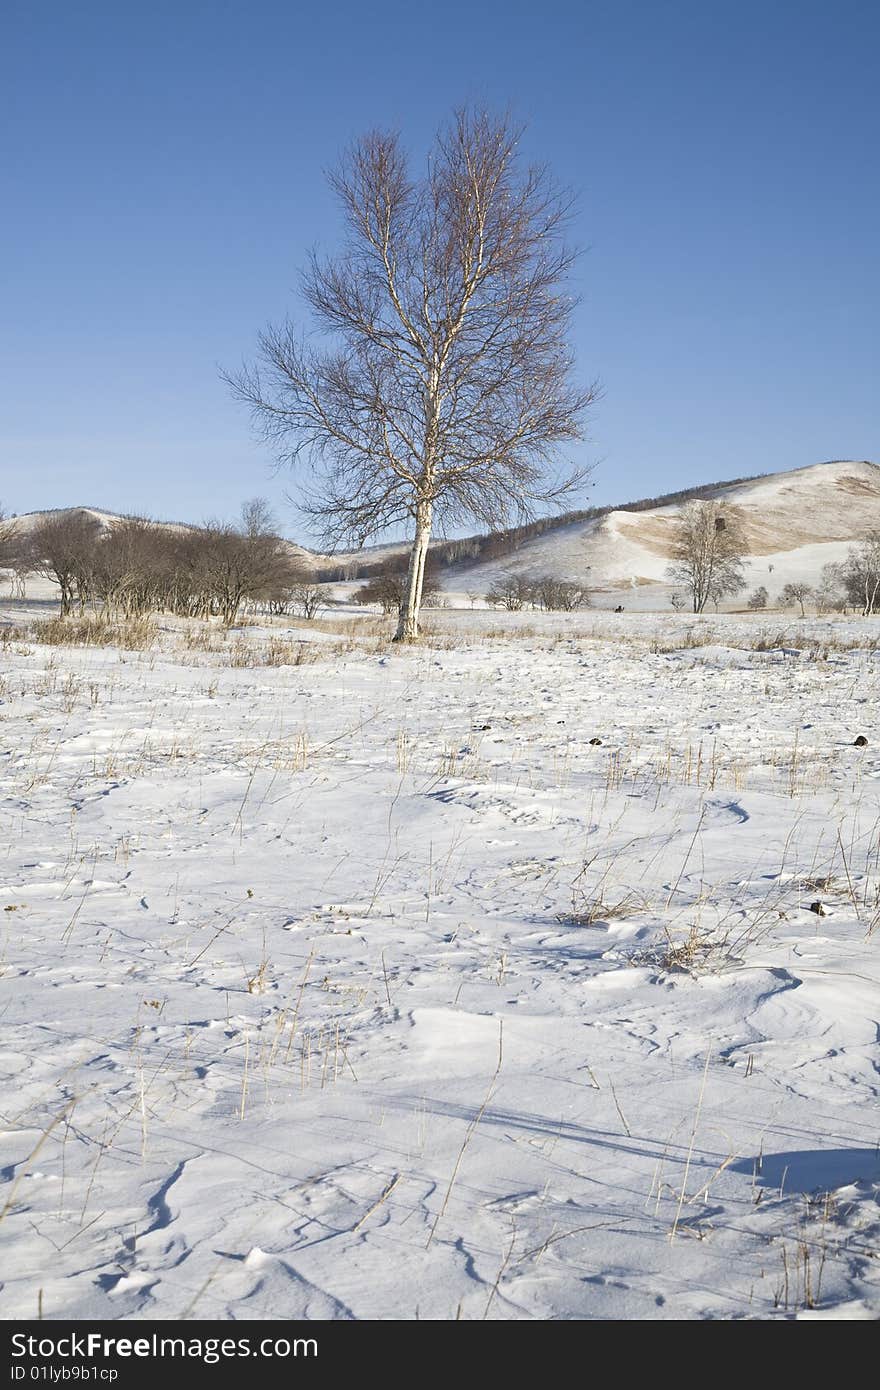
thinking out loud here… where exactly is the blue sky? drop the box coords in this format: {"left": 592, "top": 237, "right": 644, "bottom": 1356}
{"left": 3, "top": 0, "right": 878, "bottom": 540}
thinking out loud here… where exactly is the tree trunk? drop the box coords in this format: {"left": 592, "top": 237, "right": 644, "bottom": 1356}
{"left": 394, "top": 499, "right": 433, "bottom": 641}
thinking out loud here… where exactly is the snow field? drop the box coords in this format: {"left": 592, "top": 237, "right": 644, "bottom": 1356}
{"left": 0, "top": 606, "right": 878, "bottom": 1319}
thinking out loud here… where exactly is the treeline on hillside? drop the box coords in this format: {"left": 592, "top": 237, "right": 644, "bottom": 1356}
{"left": 0, "top": 502, "right": 318, "bottom": 625}
{"left": 316, "top": 471, "right": 768, "bottom": 580}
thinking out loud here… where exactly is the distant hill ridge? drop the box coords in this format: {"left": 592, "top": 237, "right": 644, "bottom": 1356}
{"left": 6, "top": 506, "right": 197, "bottom": 531}
{"left": 8, "top": 460, "right": 879, "bottom": 596}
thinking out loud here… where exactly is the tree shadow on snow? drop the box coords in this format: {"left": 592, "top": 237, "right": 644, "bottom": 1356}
{"left": 399, "top": 1094, "right": 715, "bottom": 1169}
{"left": 731, "top": 1147, "right": 880, "bottom": 1193}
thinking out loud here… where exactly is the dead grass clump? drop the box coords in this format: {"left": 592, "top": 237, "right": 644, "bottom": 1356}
{"left": 264, "top": 637, "right": 321, "bottom": 667}
{"left": 749, "top": 630, "right": 799, "bottom": 652}
{"left": 174, "top": 617, "right": 390, "bottom": 664}
{"left": 31, "top": 615, "right": 157, "bottom": 650}
{"left": 0, "top": 624, "right": 31, "bottom": 657}
{"left": 649, "top": 628, "right": 719, "bottom": 654}
{"left": 225, "top": 637, "right": 323, "bottom": 668}
{"left": 179, "top": 626, "right": 225, "bottom": 654}
{"left": 748, "top": 630, "right": 880, "bottom": 657}
{"left": 795, "top": 874, "right": 838, "bottom": 894}
{"left": 225, "top": 636, "right": 310, "bottom": 667}
{"left": 637, "top": 908, "right": 781, "bottom": 974}
{"left": 293, "top": 614, "right": 388, "bottom": 638}
{"left": 558, "top": 892, "right": 645, "bottom": 927}
{"left": 649, "top": 926, "right": 723, "bottom": 973}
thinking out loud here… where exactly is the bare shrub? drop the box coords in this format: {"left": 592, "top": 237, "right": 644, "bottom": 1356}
{"left": 815, "top": 565, "right": 847, "bottom": 614}
{"left": 0, "top": 505, "right": 16, "bottom": 576}
{"left": 530, "top": 575, "right": 591, "bottom": 611}
{"left": 354, "top": 555, "right": 440, "bottom": 615}
{"left": 485, "top": 573, "right": 534, "bottom": 611}
{"left": 31, "top": 616, "right": 157, "bottom": 650}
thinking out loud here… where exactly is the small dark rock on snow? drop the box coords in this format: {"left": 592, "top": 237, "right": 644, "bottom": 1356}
{"left": 854, "top": 735, "right": 868, "bottom": 747}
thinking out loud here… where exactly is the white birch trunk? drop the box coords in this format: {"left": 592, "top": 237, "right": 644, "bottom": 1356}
{"left": 394, "top": 499, "right": 433, "bottom": 641}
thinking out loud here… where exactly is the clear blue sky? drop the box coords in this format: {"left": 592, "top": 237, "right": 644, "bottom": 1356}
{"left": 3, "top": 0, "right": 878, "bottom": 540}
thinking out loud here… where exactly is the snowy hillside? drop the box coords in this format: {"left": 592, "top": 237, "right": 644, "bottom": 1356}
{"left": 7, "top": 506, "right": 126, "bottom": 536}
{"left": 445, "top": 459, "right": 880, "bottom": 604}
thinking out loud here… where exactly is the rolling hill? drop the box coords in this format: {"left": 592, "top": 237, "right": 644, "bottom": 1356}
{"left": 439, "top": 458, "right": 880, "bottom": 606}
{"left": 6, "top": 459, "right": 879, "bottom": 608}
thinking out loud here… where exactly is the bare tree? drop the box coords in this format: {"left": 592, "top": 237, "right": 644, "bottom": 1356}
{"left": 0, "top": 505, "right": 13, "bottom": 564}
{"left": 8, "top": 555, "right": 29, "bottom": 600}
{"left": 746, "top": 585, "right": 769, "bottom": 610}
{"left": 839, "top": 533, "right": 880, "bottom": 615}
{"left": 199, "top": 517, "right": 298, "bottom": 627}
{"left": 816, "top": 563, "right": 847, "bottom": 614}
{"left": 28, "top": 512, "right": 101, "bottom": 616}
{"left": 289, "top": 580, "right": 323, "bottom": 620}
{"left": 239, "top": 497, "right": 278, "bottom": 541}
{"left": 530, "top": 574, "right": 591, "bottom": 611}
{"left": 485, "top": 572, "right": 533, "bottom": 611}
{"left": 780, "top": 581, "right": 814, "bottom": 617}
{"left": 666, "top": 500, "right": 747, "bottom": 613}
{"left": 227, "top": 108, "right": 596, "bottom": 641}
{"left": 353, "top": 572, "right": 400, "bottom": 615}
{"left": 0, "top": 506, "right": 19, "bottom": 593}
{"left": 92, "top": 517, "right": 169, "bottom": 617}
{"left": 353, "top": 554, "right": 440, "bottom": 616}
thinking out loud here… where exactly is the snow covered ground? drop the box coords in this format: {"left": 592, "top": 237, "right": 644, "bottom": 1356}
{"left": 1, "top": 603, "right": 878, "bottom": 1320}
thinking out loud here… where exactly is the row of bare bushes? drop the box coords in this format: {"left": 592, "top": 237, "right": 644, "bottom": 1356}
{"left": 0, "top": 500, "right": 325, "bottom": 625}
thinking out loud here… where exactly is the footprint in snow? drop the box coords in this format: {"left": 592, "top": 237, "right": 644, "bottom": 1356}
{"left": 704, "top": 798, "right": 749, "bottom": 824}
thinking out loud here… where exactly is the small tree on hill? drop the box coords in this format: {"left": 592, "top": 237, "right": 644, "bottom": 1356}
{"left": 666, "top": 500, "right": 747, "bottom": 613}
{"left": 780, "top": 581, "right": 814, "bottom": 616}
{"left": 289, "top": 580, "right": 323, "bottom": 620}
